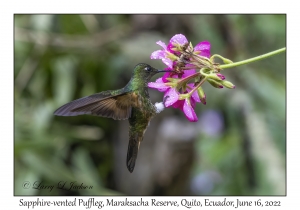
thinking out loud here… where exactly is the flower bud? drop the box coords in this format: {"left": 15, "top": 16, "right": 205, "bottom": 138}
{"left": 197, "top": 87, "right": 206, "bottom": 105}
{"left": 208, "top": 73, "right": 226, "bottom": 81}
{"left": 207, "top": 78, "right": 223, "bottom": 89}
{"left": 216, "top": 73, "right": 226, "bottom": 80}
{"left": 220, "top": 80, "right": 236, "bottom": 89}
{"left": 189, "top": 41, "right": 193, "bottom": 49}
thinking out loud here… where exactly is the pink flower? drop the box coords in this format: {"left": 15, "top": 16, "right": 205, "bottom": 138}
{"left": 149, "top": 34, "right": 212, "bottom": 122}
{"left": 161, "top": 67, "right": 174, "bottom": 82}
{"left": 173, "top": 84, "right": 200, "bottom": 122}
{"left": 167, "top": 34, "right": 188, "bottom": 54}
{"left": 161, "top": 65, "right": 196, "bottom": 83}
{"left": 150, "top": 41, "right": 173, "bottom": 68}
{"left": 183, "top": 99, "right": 198, "bottom": 122}
{"left": 148, "top": 69, "right": 201, "bottom": 122}
{"left": 149, "top": 79, "right": 200, "bottom": 122}
{"left": 150, "top": 34, "right": 190, "bottom": 68}
{"left": 189, "top": 85, "right": 201, "bottom": 103}
{"left": 164, "top": 88, "right": 179, "bottom": 107}
{"left": 148, "top": 77, "right": 180, "bottom": 107}
{"left": 172, "top": 97, "right": 198, "bottom": 122}
{"left": 194, "top": 41, "right": 211, "bottom": 58}
{"left": 148, "top": 77, "right": 170, "bottom": 92}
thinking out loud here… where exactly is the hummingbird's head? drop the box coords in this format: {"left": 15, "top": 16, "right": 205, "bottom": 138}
{"left": 133, "top": 63, "right": 170, "bottom": 81}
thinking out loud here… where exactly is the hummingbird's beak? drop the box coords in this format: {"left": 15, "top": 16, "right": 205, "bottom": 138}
{"left": 157, "top": 70, "right": 174, "bottom": 73}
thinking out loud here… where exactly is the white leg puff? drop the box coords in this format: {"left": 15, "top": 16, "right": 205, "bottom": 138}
{"left": 155, "top": 102, "right": 165, "bottom": 113}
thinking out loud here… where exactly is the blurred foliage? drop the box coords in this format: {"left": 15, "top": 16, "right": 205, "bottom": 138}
{"left": 14, "top": 14, "right": 286, "bottom": 196}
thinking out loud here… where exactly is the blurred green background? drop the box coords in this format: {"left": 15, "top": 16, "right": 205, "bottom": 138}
{"left": 14, "top": 14, "right": 286, "bottom": 196}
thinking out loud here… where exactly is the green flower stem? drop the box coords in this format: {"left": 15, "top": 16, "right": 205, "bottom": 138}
{"left": 210, "top": 54, "right": 233, "bottom": 64}
{"left": 200, "top": 68, "right": 210, "bottom": 77}
{"left": 219, "top": 47, "right": 286, "bottom": 69}
{"left": 187, "top": 77, "right": 207, "bottom": 97}
{"left": 177, "top": 72, "right": 200, "bottom": 87}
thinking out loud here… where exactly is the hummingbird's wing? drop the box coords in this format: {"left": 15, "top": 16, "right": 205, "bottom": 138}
{"left": 54, "top": 90, "right": 134, "bottom": 120}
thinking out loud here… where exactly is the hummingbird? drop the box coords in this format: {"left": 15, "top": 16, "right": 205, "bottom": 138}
{"left": 54, "top": 63, "right": 170, "bottom": 173}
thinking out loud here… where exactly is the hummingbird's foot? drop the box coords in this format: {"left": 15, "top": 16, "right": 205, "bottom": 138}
{"left": 155, "top": 95, "right": 170, "bottom": 113}
{"left": 155, "top": 102, "right": 165, "bottom": 113}
{"left": 163, "top": 95, "right": 169, "bottom": 105}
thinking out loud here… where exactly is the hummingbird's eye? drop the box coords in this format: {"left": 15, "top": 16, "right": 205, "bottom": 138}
{"left": 144, "top": 66, "right": 151, "bottom": 71}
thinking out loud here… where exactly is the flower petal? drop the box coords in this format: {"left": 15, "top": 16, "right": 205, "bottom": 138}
{"left": 183, "top": 99, "right": 198, "bottom": 122}
{"left": 150, "top": 50, "right": 166, "bottom": 59}
{"left": 148, "top": 77, "right": 169, "bottom": 92}
{"left": 161, "top": 57, "right": 173, "bottom": 68}
{"left": 167, "top": 34, "right": 188, "bottom": 54}
{"left": 156, "top": 41, "right": 167, "bottom": 50}
{"left": 162, "top": 70, "right": 179, "bottom": 83}
{"left": 191, "top": 89, "right": 201, "bottom": 103}
{"left": 185, "top": 84, "right": 200, "bottom": 103}
{"left": 182, "top": 69, "right": 196, "bottom": 77}
{"left": 194, "top": 41, "right": 211, "bottom": 58}
{"left": 169, "top": 34, "right": 188, "bottom": 46}
{"left": 162, "top": 72, "right": 171, "bottom": 83}
{"left": 172, "top": 99, "right": 184, "bottom": 110}
{"left": 164, "top": 88, "right": 179, "bottom": 107}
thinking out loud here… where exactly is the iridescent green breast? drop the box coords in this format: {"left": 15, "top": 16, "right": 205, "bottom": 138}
{"left": 129, "top": 90, "right": 156, "bottom": 132}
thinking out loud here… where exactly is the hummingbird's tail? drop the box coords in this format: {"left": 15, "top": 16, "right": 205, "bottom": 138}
{"left": 126, "top": 132, "right": 143, "bottom": 173}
